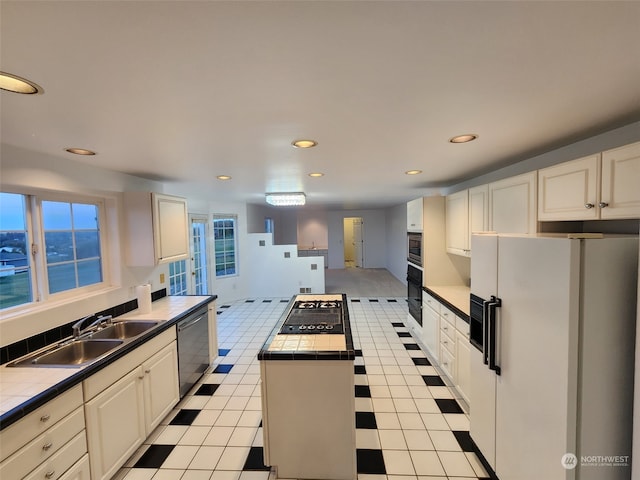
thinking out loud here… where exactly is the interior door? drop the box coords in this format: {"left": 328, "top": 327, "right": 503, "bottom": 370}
{"left": 353, "top": 218, "right": 364, "bottom": 267}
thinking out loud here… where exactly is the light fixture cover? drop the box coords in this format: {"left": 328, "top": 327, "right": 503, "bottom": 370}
{"left": 0, "top": 71, "right": 43, "bottom": 94}
{"left": 292, "top": 139, "right": 318, "bottom": 148}
{"left": 265, "top": 192, "right": 306, "bottom": 206}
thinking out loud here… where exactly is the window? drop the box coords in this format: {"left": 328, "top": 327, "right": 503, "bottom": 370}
{"left": 0, "top": 193, "right": 33, "bottom": 309}
{"left": 42, "top": 200, "right": 102, "bottom": 294}
{"left": 213, "top": 215, "right": 237, "bottom": 277}
{"left": 0, "top": 191, "right": 106, "bottom": 311}
{"left": 169, "top": 259, "right": 188, "bottom": 295}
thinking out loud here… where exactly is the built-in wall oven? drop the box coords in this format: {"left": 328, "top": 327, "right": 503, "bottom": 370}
{"left": 407, "top": 232, "right": 423, "bottom": 267}
{"left": 407, "top": 264, "right": 423, "bottom": 325}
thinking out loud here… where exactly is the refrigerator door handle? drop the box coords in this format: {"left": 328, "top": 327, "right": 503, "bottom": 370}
{"left": 488, "top": 296, "right": 502, "bottom": 375}
{"left": 482, "top": 299, "right": 491, "bottom": 365}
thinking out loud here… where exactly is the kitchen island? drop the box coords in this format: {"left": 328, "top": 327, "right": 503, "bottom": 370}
{"left": 258, "top": 294, "right": 356, "bottom": 480}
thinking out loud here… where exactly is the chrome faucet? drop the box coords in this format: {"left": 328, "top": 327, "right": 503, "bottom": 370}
{"left": 72, "top": 314, "right": 113, "bottom": 339}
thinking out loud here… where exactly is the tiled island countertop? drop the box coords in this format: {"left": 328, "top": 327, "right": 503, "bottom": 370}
{"left": 0, "top": 295, "right": 214, "bottom": 428}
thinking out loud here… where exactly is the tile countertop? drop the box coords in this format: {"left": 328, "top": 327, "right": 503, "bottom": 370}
{"left": 0, "top": 295, "right": 214, "bottom": 427}
{"left": 424, "top": 285, "right": 471, "bottom": 317}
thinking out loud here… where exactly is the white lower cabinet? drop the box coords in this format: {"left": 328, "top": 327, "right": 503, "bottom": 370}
{"left": 58, "top": 454, "right": 90, "bottom": 480}
{"left": 84, "top": 330, "right": 179, "bottom": 480}
{"left": 422, "top": 296, "right": 440, "bottom": 363}
{"left": 85, "top": 367, "right": 146, "bottom": 480}
{"left": 0, "top": 385, "right": 86, "bottom": 480}
{"left": 423, "top": 293, "right": 472, "bottom": 404}
{"left": 455, "top": 330, "right": 471, "bottom": 403}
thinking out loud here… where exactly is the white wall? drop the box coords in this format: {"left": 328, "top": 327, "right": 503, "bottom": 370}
{"left": 297, "top": 210, "right": 329, "bottom": 248}
{"left": 246, "top": 233, "right": 325, "bottom": 297}
{"left": 385, "top": 202, "right": 408, "bottom": 285}
{"left": 327, "top": 209, "right": 388, "bottom": 269}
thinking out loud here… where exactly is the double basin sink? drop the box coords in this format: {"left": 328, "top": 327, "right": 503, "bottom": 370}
{"left": 8, "top": 320, "right": 163, "bottom": 368}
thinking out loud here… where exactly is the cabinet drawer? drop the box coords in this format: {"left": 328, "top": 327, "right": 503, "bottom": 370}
{"left": 455, "top": 317, "right": 470, "bottom": 337}
{"left": 439, "top": 305, "right": 457, "bottom": 324}
{"left": 440, "top": 329, "right": 455, "bottom": 356}
{"left": 0, "top": 385, "right": 83, "bottom": 461}
{"left": 423, "top": 294, "right": 440, "bottom": 314}
{"left": 0, "top": 408, "right": 85, "bottom": 480}
{"left": 440, "top": 347, "right": 455, "bottom": 379}
{"left": 24, "top": 431, "right": 87, "bottom": 480}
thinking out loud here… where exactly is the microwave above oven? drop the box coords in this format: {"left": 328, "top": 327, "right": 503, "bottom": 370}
{"left": 407, "top": 232, "right": 422, "bottom": 266}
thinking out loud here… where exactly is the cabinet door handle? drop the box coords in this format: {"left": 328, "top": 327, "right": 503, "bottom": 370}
{"left": 599, "top": 202, "right": 609, "bottom": 208}
{"left": 138, "top": 375, "right": 145, "bottom": 380}
{"left": 584, "top": 203, "right": 594, "bottom": 209}
{"left": 145, "top": 369, "right": 151, "bottom": 374}
{"left": 42, "top": 442, "right": 53, "bottom": 451}
{"left": 40, "top": 414, "right": 50, "bottom": 423}
{"left": 45, "top": 471, "right": 55, "bottom": 479}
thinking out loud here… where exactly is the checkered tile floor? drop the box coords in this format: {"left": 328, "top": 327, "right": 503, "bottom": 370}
{"left": 114, "top": 297, "right": 492, "bottom": 480}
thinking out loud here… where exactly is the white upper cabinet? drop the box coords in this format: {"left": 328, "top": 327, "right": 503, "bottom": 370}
{"left": 601, "top": 142, "right": 640, "bottom": 219}
{"left": 124, "top": 192, "right": 189, "bottom": 266}
{"left": 538, "top": 154, "right": 600, "bottom": 220}
{"left": 469, "top": 184, "right": 489, "bottom": 237}
{"left": 538, "top": 142, "right": 640, "bottom": 221}
{"left": 407, "top": 197, "right": 423, "bottom": 231}
{"left": 445, "top": 190, "right": 469, "bottom": 256}
{"left": 488, "top": 171, "right": 537, "bottom": 234}
{"left": 445, "top": 185, "right": 489, "bottom": 257}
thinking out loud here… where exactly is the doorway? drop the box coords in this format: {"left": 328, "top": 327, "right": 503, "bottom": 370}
{"left": 343, "top": 217, "right": 364, "bottom": 268}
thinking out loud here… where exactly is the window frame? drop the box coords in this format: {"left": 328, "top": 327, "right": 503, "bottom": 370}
{"left": 0, "top": 189, "right": 111, "bottom": 313}
{"left": 212, "top": 214, "right": 238, "bottom": 278}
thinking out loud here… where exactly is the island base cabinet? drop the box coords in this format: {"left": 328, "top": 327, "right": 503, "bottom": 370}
{"left": 85, "top": 368, "right": 146, "bottom": 480}
{"left": 261, "top": 360, "right": 356, "bottom": 480}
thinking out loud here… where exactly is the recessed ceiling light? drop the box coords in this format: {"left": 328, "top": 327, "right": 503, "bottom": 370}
{"left": 405, "top": 170, "right": 423, "bottom": 175}
{"left": 308, "top": 172, "right": 324, "bottom": 177}
{"left": 0, "top": 71, "right": 43, "bottom": 94}
{"left": 65, "top": 148, "right": 96, "bottom": 155}
{"left": 292, "top": 139, "right": 318, "bottom": 149}
{"left": 217, "top": 175, "right": 232, "bottom": 180}
{"left": 449, "top": 134, "right": 478, "bottom": 144}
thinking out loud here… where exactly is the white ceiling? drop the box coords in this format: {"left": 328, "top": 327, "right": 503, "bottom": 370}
{"left": 2, "top": 1, "right": 639, "bottom": 209}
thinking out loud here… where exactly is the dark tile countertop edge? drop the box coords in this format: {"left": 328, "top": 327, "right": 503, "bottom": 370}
{"left": 422, "top": 287, "right": 470, "bottom": 323}
{"left": 0, "top": 295, "right": 216, "bottom": 431}
{"left": 257, "top": 293, "right": 356, "bottom": 361}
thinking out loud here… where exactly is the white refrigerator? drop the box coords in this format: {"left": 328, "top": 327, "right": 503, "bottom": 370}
{"left": 469, "top": 233, "right": 638, "bottom": 480}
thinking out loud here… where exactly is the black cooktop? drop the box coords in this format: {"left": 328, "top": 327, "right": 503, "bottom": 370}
{"left": 279, "top": 300, "right": 344, "bottom": 334}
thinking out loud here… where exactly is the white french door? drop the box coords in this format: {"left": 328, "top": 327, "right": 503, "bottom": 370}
{"left": 189, "top": 215, "right": 210, "bottom": 295}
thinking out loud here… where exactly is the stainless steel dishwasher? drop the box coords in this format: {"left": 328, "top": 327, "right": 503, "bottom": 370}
{"left": 177, "top": 305, "right": 210, "bottom": 397}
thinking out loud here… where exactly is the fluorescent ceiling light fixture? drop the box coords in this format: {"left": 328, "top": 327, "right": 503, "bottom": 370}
{"left": 292, "top": 139, "right": 318, "bottom": 148}
{"left": 65, "top": 147, "right": 96, "bottom": 155}
{"left": 405, "top": 170, "right": 422, "bottom": 175}
{"left": 308, "top": 172, "right": 324, "bottom": 177}
{"left": 0, "top": 71, "right": 43, "bottom": 94}
{"left": 216, "top": 175, "right": 232, "bottom": 180}
{"left": 266, "top": 192, "right": 306, "bottom": 206}
{"left": 449, "top": 134, "right": 478, "bottom": 143}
